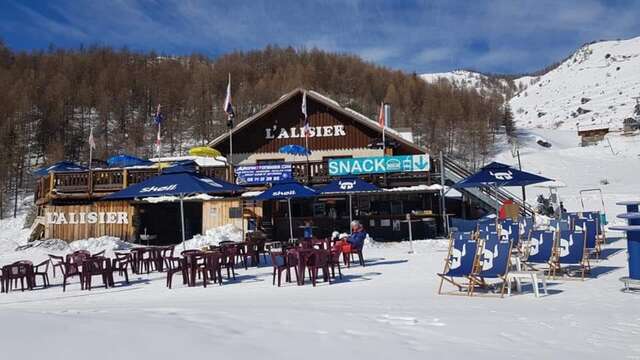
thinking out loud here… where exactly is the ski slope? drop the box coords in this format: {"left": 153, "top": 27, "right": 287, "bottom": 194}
{"left": 510, "top": 37, "right": 640, "bottom": 130}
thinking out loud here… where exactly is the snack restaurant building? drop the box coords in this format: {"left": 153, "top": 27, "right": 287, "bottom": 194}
{"left": 33, "top": 88, "right": 468, "bottom": 244}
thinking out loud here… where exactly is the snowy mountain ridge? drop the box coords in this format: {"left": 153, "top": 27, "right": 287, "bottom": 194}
{"left": 510, "top": 36, "right": 640, "bottom": 130}
{"left": 421, "top": 36, "right": 640, "bottom": 131}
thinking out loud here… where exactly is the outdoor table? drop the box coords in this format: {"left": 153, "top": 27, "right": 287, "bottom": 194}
{"left": 612, "top": 200, "right": 640, "bottom": 282}
{"left": 288, "top": 248, "right": 315, "bottom": 285}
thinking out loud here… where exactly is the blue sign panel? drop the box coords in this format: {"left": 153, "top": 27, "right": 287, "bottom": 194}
{"left": 235, "top": 163, "right": 293, "bottom": 185}
{"left": 328, "top": 155, "right": 429, "bottom": 176}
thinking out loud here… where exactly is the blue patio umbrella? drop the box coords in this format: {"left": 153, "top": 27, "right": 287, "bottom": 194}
{"left": 278, "top": 144, "right": 311, "bottom": 156}
{"left": 455, "top": 161, "right": 552, "bottom": 217}
{"left": 254, "top": 181, "right": 318, "bottom": 241}
{"left": 103, "top": 168, "right": 242, "bottom": 246}
{"left": 319, "top": 177, "right": 379, "bottom": 225}
{"left": 106, "top": 154, "right": 153, "bottom": 168}
{"left": 33, "top": 161, "right": 88, "bottom": 177}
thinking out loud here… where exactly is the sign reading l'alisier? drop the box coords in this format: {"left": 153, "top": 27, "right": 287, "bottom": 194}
{"left": 328, "top": 155, "right": 430, "bottom": 176}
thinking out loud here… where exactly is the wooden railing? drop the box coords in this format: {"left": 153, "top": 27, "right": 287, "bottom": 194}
{"left": 35, "top": 161, "right": 430, "bottom": 204}
{"left": 35, "top": 166, "right": 229, "bottom": 204}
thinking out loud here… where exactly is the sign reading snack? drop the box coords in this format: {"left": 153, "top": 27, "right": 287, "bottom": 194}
{"left": 235, "top": 163, "right": 292, "bottom": 184}
{"left": 329, "top": 155, "right": 429, "bottom": 176}
{"left": 265, "top": 125, "right": 346, "bottom": 140}
{"left": 46, "top": 212, "right": 129, "bottom": 225}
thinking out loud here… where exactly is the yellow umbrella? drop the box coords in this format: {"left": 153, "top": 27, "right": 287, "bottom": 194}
{"left": 188, "top": 146, "right": 222, "bottom": 158}
{"left": 154, "top": 162, "right": 172, "bottom": 169}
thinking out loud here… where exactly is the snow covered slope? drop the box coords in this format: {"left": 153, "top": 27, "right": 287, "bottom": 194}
{"left": 510, "top": 37, "right": 640, "bottom": 130}
{"left": 420, "top": 70, "right": 519, "bottom": 99}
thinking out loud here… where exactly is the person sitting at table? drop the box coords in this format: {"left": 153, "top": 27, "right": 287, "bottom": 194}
{"left": 346, "top": 220, "right": 367, "bottom": 249}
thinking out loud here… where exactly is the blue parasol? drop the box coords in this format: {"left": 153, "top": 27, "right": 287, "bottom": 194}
{"left": 278, "top": 144, "right": 311, "bottom": 156}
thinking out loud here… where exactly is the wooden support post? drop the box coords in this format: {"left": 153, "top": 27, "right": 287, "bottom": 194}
{"left": 122, "top": 169, "right": 128, "bottom": 189}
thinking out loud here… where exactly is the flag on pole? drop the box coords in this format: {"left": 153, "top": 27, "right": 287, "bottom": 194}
{"left": 224, "top": 73, "right": 235, "bottom": 128}
{"left": 154, "top": 104, "right": 163, "bottom": 153}
{"left": 378, "top": 102, "right": 386, "bottom": 153}
{"left": 88, "top": 127, "right": 96, "bottom": 150}
{"left": 378, "top": 101, "right": 385, "bottom": 128}
{"left": 153, "top": 104, "right": 164, "bottom": 125}
{"left": 302, "top": 91, "right": 310, "bottom": 138}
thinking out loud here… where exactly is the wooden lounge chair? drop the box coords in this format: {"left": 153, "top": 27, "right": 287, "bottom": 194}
{"left": 522, "top": 230, "right": 556, "bottom": 272}
{"left": 437, "top": 234, "right": 480, "bottom": 296}
{"left": 469, "top": 239, "right": 513, "bottom": 297}
{"left": 550, "top": 230, "right": 591, "bottom": 280}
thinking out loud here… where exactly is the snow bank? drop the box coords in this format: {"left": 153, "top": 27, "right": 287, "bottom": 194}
{"left": 179, "top": 224, "right": 243, "bottom": 249}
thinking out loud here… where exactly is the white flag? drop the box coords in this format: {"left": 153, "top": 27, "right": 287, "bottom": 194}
{"left": 88, "top": 127, "right": 96, "bottom": 150}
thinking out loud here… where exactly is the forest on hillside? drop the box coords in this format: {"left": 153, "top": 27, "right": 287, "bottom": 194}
{"left": 0, "top": 40, "right": 510, "bottom": 217}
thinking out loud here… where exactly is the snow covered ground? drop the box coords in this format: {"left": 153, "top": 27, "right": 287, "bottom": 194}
{"left": 0, "top": 236, "right": 637, "bottom": 359}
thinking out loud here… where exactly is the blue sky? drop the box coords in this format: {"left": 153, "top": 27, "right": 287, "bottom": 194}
{"left": 1, "top": 0, "right": 639, "bottom": 74}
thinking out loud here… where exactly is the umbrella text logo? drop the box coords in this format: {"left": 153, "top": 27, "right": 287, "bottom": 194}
{"left": 489, "top": 170, "right": 513, "bottom": 180}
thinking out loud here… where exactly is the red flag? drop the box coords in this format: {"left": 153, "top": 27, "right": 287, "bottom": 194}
{"left": 378, "top": 102, "right": 385, "bottom": 128}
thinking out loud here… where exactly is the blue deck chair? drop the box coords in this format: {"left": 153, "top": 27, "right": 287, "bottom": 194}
{"left": 523, "top": 230, "right": 555, "bottom": 270}
{"left": 520, "top": 217, "right": 534, "bottom": 242}
{"left": 454, "top": 232, "right": 474, "bottom": 241}
{"left": 479, "top": 230, "right": 499, "bottom": 244}
{"left": 478, "top": 220, "right": 497, "bottom": 233}
{"left": 450, "top": 218, "right": 480, "bottom": 233}
{"left": 437, "top": 238, "right": 479, "bottom": 295}
{"left": 581, "top": 211, "right": 606, "bottom": 249}
{"left": 553, "top": 231, "right": 590, "bottom": 280}
{"left": 500, "top": 220, "right": 520, "bottom": 246}
{"left": 574, "top": 218, "right": 598, "bottom": 256}
{"left": 470, "top": 239, "right": 513, "bottom": 297}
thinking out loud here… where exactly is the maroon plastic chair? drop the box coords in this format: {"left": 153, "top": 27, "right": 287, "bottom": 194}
{"left": 157, "top": 246, "right": 175, "bottom": 272}
{"left": 111, "top": 252, "right": 131, "bottom": 285}
{"left": 131, "top": 248, "right": 155, "bottom": 274}
{"left": 62, "top": 251, "right": 90, "bottom": 291}
{"left": 201, "top": 252, "right": 224, "bottom": 287}
{"left": 48, "top": 254, "right": 65, "bottom": 278}
{"left": 165, "top": 257, "right": 187, "bottom": 289}
{"left": 270, "top": 251, "right": 298, "bottom": 287}
{"left": 328, "top": 246, "right": 343, "bottom": 280}
{"left": 220, "top": 245, "right": 238, "bottom": 280}
{"left": 32, "top": 259, "right": 51, "bottom": 288}
{"left": 82, "top": 257, "right": 109, "bottom": 290}
{"left": 307, "top": 250, "right": 331, "bottom": 287}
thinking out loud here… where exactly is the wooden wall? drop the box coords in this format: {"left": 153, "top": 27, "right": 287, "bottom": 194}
{"left": 45, "top": 201, "right": 135, "bottom": 242}
{"left": 215, "top": 92, "right": 420, "bottom": 156}
{"left": 202, "top": 199, "right": 262, "bottom": 234}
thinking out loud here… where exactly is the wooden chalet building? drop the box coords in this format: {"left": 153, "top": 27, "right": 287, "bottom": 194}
{"left": 32, "top": 88, "right": 516, "bottom": 244}
{"left": 208, "top": 88, "right": 443, "bottom": 241}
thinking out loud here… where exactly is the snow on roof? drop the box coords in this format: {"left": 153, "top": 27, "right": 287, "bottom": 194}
{"left": 383, "top": 184, "right": 443, "bottom": 192}
{"left": 241, "top": 190, "right": 264, "bottom": 198}
{"left": 149, "top": 155, "right": 227, "bottom": 167}
{"left": 141, "top": 194, "right": 223, "bottom": 203}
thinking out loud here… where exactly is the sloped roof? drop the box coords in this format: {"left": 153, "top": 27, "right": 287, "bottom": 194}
{"left": 209, "top": 88, "right": 427, "bottom": 154}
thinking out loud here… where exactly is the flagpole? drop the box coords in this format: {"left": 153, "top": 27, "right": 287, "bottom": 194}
{"left": 88, "top": 130, "right": 93, "bottom": 170}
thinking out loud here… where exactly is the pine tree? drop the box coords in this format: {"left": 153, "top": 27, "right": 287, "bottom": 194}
{"left": 503, "top": 104, "right": 515, "bottom": 135}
